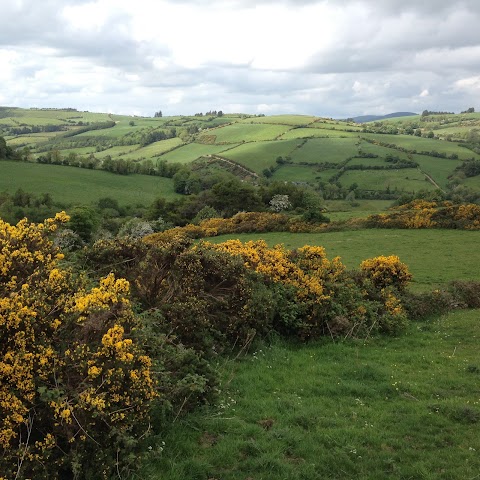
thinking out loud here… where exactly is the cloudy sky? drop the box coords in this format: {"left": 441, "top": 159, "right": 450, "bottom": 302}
{"left": 1, "top": 0, "right": 479, "bottom": 118}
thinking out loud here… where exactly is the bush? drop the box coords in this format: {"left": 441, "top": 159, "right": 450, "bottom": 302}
{"left": 360, "top": 255, "right": 412, "bottom": 291}
{"left": 0, "top": 214, "right": 157, "bottom": 479}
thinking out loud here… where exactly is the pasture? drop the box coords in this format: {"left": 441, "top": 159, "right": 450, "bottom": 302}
{"left": 222, "top": 139, "right": 301, "bottom": 173}
{"left": 199, "top": 123, "right": 292, "bottom": 144}
{"left": 140, "top": 308, "right": 480, "bottom": 480}
{"left": 0, "top": 160, "right": 180, "bottom": 205}
{"left": 362, "top": 133, "right": 479, "bottom": 160}
{"left": 279, "top": 127, "right": 358, "bottom": 140}
{"left": 159, "top": 143, "right": 237, "bottom": 164}
{"left": 339, "top": 169, "right": 435, "bottom": 192}
{"left": 238, "top": 114, "right": 318, "bottom": 125}
{"left": 139, "top": 224, "right": 480, "bottom": 478}
{"left": 291, "top": 138, "right": 360, "bottom": 164}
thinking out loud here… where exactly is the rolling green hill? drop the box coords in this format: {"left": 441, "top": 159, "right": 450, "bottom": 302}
{"left": 2, "top": 106, "right": 480, "bottom": 205}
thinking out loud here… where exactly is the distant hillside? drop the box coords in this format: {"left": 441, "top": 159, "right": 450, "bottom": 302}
{"left": 2, "top": 107, "right": 480, "bottom": 206}
{"left": 351, "top": 112, "right": 417, "bottom": 123}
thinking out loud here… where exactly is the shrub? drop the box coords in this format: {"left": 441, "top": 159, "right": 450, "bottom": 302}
{"left": 0, "top": 214, "right": 157, "bottom": 479}
{"left": 360, "top": 255, "right": 412, "bottom": 291}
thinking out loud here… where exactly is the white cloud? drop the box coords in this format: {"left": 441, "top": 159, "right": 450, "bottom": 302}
{"left": 0, "top": 0, "right": 479, "bottom": 117}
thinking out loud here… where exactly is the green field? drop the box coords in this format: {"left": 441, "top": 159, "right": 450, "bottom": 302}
{"left": 2, "top": 108, "right": 480, "bottom": 195}
{"left": 280, "top": 127, "right": 358, "bottom": 140}
{"left": 199, "top": 123, "right": 292, "bottom": 144}
{"left": 291, "top": 138, "right": 360, "bottom": 164}
{"left": 141, "top": 308, "right": 480, "bottom": 479}
{"left": 159, "top": 143, "right": 237, "bottom": 164}
{"left": 271, "top": 164, "right": 325, "bottom": 182}
{"left": 362, "top": 134, "right": 479, "bottom": 160}
{"left": 340, "top": 169, "right": 435, "bottom": 192}
{"left": 0, "top": 160, "right": 179, "bottom": 205}
{"left": 238, "top": 115, "right": 318, "bottom": 126}
{"left": 411, "top": 154, "right": 462, "bottom": 189}
{"left": 223, "top": 139, "right": 301, "bottom": 173}
{"left": 357, "top": 141, "right": 410, "bottom": 160}
{"left": 119, "top": 138, "right": 184, "bottom": 160}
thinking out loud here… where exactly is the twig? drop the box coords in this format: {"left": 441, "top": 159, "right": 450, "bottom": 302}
{"left": 15, "top": 412, "right": 34, "bottom": 480}
{"left": 70, "top": 410, "right": 101, "bottom": 446}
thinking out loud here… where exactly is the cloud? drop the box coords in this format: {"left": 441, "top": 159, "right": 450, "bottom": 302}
{"left": 0, "top": 0, "right": 479, "bottom": 117}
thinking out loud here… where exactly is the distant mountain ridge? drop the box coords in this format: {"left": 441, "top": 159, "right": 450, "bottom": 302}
{"left": 350, "top": 112, "right": 417, "bottom": 123}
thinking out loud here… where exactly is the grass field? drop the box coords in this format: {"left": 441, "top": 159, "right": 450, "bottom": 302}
{"left": 357, "top": 141, "right": 410, "bottom": 160}
{"left": 119, "top": 138, "right": 184, "bottom": 160}
{"left": 279, "top": 128, "right": 358, "bottom": 140}
{"left": 412, "top": 154, "right": 462, "bottom": 189}
{"left": 2, "top": 108, "right": 480, "bottom": 195}
{"left": 199, "top": 123, "right": 292, "bottom": 144}
{"left": 140, "top": 308, "right": 480, "bottom": 479}
{"left": 207, "top": 229, "right": 480, "bottom": 291}
{"left": 0, "top": 160, "right": 180, "bottom": 205}
{"left": 159, "top": 143, "right": 237, "bottom": 164}
{"left": 291, "top": 138, "right": 360, "bottom": 164}
{"left": 238, "top": 115, "right": 318, "bottom": 126}
{"left": 362, "top": 134, "right": 479, "bottom": 160}
{"left": 339, "top": 169, "right": 435, "bottom": 192}
{"left": 271, "top": 164, "right": 324, "bottom": 182}
{"left": 222, "top": 139, "right": 301, "bottom": 173}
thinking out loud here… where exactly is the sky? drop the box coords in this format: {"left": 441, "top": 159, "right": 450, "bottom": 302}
{"left": 1, "top": 0, "right": 479, "bottom": 118}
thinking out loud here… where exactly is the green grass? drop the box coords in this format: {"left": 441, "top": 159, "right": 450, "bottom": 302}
{"left": 347, "top": 157, "right": 392, "bottom": 167}
{"left": 357, "top": 141, "right": 410, "bottom": 160}
{"left": 207, "top": 229, "right": 480, "bottom": 291}
{"left": 238, "top": 115, "right": 318, "bottom": 126}
{"left": 199, "top": 123, "right": 292, "bottom": 144}
{"left": 279, "top": 128, "right": 358, "bottom": 140}
{"left": 0, "top": 160, "right": 180, "bottom": 205}
{"left": 339, "top": 169, "right": 435, "bottom": 192}
{"left": 271, "top": 164, "right": 324, "bottom": 183}
{"left": 412, "top": 154, "right": 462, "bottom": 189}
{"left": 291, "top": 138, "right": 360, "bottom": 164}
{"left": 159, "top": 143, "right": 238, "bottom": 164}
{"left": 222, "top": 140, "right": 301, "bottom": 173}
{"left": 140, "top": 309, "right": 480, "bottom": 479}
{"left": 362, "top": 134, "right": 479, "bottom": 160}
{"left": 119, "top": 138, "right": 184, "bottom": 160}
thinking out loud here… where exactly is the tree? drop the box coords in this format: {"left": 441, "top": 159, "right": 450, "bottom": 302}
{"left": 154, "top": 110, "right": 163, "bottom": 117}
{"left": 68, "top": 206, "right": 99, "bottom": 243}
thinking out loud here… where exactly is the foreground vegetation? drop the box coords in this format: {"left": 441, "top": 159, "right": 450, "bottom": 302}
{"left": 139, "top": 308, "right": 480, "bottom": 479}
{"left": 2, "top": 209, "right": 480, "bottom": 479}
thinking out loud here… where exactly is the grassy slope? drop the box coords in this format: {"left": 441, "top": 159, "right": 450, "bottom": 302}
{"left": 141, "top": 309, "right": 480, "bottom": 480}
{"left": 0, "top": 160, "right": 179, "bottom": 205}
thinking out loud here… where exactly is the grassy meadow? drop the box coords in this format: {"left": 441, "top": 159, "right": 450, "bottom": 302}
{"left": 0, "top": 160, "right": 179, "bottom": 205}
{"left": 140, "top": 308, "right": 480, "bottom": 480}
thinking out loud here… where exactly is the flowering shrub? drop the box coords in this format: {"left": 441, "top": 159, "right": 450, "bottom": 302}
{"left": 0, "top": 215, "right": 157, "bottom": 479}
{"left": 360, "top": 255, "right": 412, "bottom": 291}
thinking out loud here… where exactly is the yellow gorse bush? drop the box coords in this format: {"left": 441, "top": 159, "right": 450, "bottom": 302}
{"left": 0, "top": 214, "right": 157, "bottom": 479}
{"left": 206, "top": 240, "right": 345, "bottom": 303}
{"left": 360, "top": 255, "right": 412, "bottom": 291}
